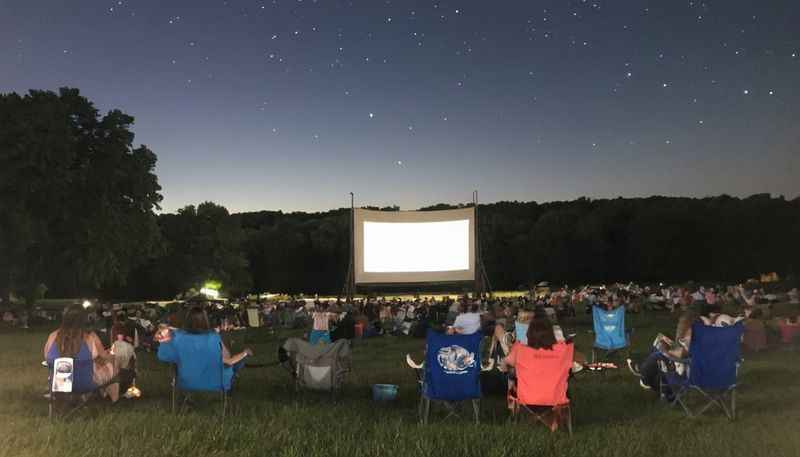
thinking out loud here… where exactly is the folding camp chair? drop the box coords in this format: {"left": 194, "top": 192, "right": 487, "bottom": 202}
{"left": 514, "top": 322, "right": 529, "bottom": 345}
{"left": 412, "top": 331, "right": 483, "bottom": 424}
{"left": 48, "top": 357, "right": 93, "bottom": 420}
{"left": 246, "top": 307, "right": 261, "bottom": 328}
{"left": 46, "top": 339, "right": 123, "bottom": 420}
{"left": 658, "top": 322, "right": 744, "bottom": 420}
{"left": 591, "top": 306, "right": 630, "bottom": 363}
{"left": 157, "top": 331, "right": 232, "bottom": 417}
{"left": 507, "top": 342, "right": 574, "bottom": 435}
{"left": 281, "top": 338, "right": 351, "bottom": 396}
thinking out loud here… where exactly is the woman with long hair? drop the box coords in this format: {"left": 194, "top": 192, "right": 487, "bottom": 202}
{"left": 43, "top": 303, "right": 120, "bottom": 401}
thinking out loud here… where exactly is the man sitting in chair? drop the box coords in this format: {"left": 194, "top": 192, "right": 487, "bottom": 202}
{"left": 447, "top": 302, "right": 482, "bottom": 335}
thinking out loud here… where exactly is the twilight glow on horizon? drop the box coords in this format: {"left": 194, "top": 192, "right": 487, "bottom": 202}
{"left": 2, "top": 1, "right": 799, "bottom": 213}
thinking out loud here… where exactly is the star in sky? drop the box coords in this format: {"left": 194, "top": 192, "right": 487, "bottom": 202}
{"left": 4, "top": 0, "right": 798, "bottom": 212}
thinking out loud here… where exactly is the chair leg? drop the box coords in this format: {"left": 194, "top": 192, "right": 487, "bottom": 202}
{"left": 472, "top": 399, "right": 480, "bottom": 424}
{"left": 423, "top": 397, "right": 431, "bottom": 425}
{"left": 565, "top": 406, "right": 573, "bottom": 437}
{"left": 730, "top": 388, "right": 736, "bottom": 421}
{"left": 676, "top": 392, "right": 692, "bottom": 417}
{"left": 221, "top": 391, "right": 227, "bottom": 419}
{"left": 171, "top": 366, "right": 179, "bottom": 414}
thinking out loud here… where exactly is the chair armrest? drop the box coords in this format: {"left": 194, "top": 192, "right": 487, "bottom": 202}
{"left": 656, "top": 349, "right": 690, "bottom": 365}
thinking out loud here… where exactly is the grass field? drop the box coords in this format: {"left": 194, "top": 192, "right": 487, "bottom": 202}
{"left": 1, "top": 310, "right": 798, "bottom": 457}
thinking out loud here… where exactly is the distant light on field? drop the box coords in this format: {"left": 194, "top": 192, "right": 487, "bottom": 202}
{"left": 200, "top": 287, "right": 220, "bottom": 299}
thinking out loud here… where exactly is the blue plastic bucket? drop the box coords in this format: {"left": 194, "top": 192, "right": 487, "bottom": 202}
{"left": 372, "top": 384, "right": 399, "bottom": 401}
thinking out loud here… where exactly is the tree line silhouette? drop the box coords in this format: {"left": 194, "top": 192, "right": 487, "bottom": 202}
{"left": 2, "top": 89, "right": 799, "bottom": 303}
{"left": 103, "top": 193, "right": 800, "bottom": 300}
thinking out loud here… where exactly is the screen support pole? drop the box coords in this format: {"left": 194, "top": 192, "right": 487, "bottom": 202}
{"left": 342, "top": 192, "right": 356, "bottom": 302}
{"left": 473, "top": 190, "right": 492, "bottom": 298}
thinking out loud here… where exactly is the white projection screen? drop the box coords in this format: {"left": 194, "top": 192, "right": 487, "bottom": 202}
{"left": 354, "top": 207, "right": 476, "bottom": 284}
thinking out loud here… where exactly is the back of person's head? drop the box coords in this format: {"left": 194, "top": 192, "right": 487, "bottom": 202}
{"left": 704, "top": 303, "right": 722, "bottom": 316}
{"left": 112, "top": 321, "right": 130, "bottom": 338}
{"left": 184, "top": 307, "right": 211, "bottom": 333}
{"left": 526, "top": 319, "right": 556, "bottom": 350}
{"left": 468, "top": 302, "right": 479, "bottom": 313}
{"left": 698, "top": 303, "right": 714, "bottom": 318}
{"left": 57, "top": 304, "right": 88, "bottom": 357}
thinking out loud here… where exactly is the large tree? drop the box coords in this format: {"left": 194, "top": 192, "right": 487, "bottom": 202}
{"left": 135, "top": 202, "right": 252, "bottom": 299}
{"left": 0, "top": 88, "right": 163, "bottom": 302}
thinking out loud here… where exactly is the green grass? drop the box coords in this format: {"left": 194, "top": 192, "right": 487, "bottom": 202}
{"left": 1, "top": 311, "right": 799, "bottom": 457}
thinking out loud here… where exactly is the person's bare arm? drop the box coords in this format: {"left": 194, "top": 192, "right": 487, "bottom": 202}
{"left": 154, "top": 325, "right": 173, "bottom": 343}
{"left": 500, "top": 346, "right": 517, "bottom": 371}
{"left": 738, "top": 286, "right": 754, "bottom": 306}
{"left": 450, "top": 326, "right": 465, "bottom": 335}
{"left": 88, "top": 332, "right": 113, "bottom": 362}
{"left": 43, "top": 331, "right": 57, "bottom": 359}
{"left": 222, "top": 342, "right": 252, "bottom": 366}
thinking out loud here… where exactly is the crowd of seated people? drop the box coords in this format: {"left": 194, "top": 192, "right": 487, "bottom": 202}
{"left": 224, "top": 279, "right": 797, "bottom": 352}
{"left": 40, "top": 299, "right": 258, "bottom": 403}
{"left": 2, "top": 306, "right": 62, "bottom": 328}
{"left": 34, "top": 277, "right": 798, "bottom": 413}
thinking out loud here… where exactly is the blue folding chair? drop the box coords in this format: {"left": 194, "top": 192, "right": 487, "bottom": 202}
{"left": 658, "top": 322, "right": 744, "bottom": 420}
{"left": 591, "top": 306, "right": 629, "bottom": 362}
{"left": 46, "top": 339, "right": 122, "bottom": 420}
{"left": 417, "top": 330, "right": 483, "bottom": 424}
{"left": 514, "top": 322, "right": 529, "bottom": 345}
{"left": 157, "top": 330, "right": 232, "bottom": 416}
{"left": 47, "top": 354, "right": 99, "bottom": 419}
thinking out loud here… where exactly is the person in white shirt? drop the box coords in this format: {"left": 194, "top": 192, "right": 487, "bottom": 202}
{"left": 449, "top": 303, "right": 482, "bottom": 335}
{"left": 789, "top": 288, "right": 799, "bottom": 304}
{"left": 111, "top": 333, "right": 135, "bottom": 370}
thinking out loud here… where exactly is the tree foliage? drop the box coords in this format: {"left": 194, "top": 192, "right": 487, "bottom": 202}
{"left": 0, "top": 88, "right": 162, "bottom": 301}
{"left": 109, "top": 194, "right": 800, "bottom": 300}
{"left": 112, "top": 202, "right": 253, "bottom": 299}
{"left": 3, "top": 91, "right": 798, "bottom": 301}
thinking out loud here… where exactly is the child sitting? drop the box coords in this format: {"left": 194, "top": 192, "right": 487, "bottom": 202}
{"left": 111, "top": 330, "right": 136, "bottom": 396}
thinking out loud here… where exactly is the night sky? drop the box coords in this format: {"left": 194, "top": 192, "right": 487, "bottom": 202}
{"left": 3, "top": 1, "right": 799, "bottom": 212}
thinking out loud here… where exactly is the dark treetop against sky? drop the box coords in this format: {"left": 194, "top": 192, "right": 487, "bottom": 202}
{"left": 3, "top": 1, "right": 799, "bottom": 212}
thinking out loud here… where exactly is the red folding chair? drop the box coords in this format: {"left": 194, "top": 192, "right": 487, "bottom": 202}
{"left": 507, "top": 341, "right": 574, "bottom": 435}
